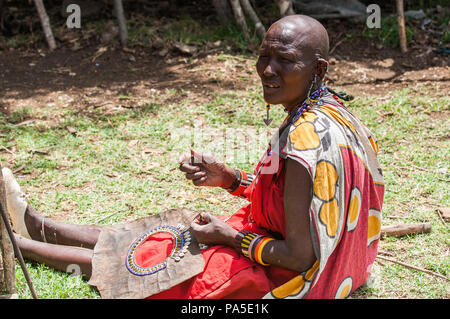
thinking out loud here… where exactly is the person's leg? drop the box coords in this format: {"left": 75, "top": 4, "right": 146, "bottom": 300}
{"left": 15, "top": 234, "right": 94, "bottom": 279}
{"left": 24, "top": 204, "right": 101, "bottom": 249}
{"left": 3, "top": 167, "right": 101, "bottom": 249}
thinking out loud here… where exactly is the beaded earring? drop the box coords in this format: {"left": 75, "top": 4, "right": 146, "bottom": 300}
{"left": 263, "top": 104, "right": 272, "bottom": 125}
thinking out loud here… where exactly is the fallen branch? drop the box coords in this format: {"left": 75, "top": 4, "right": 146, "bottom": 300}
{"left": 329, "top": 37, "right": 346, "bottom": 55}
{"left": 376, "top": 255, "right": 449, "bottom": 282}
{"left": 93, "top": 211, "right": 118, "bottom": 224}
{"left": 380, "top": 223, "right": 431, "bottom": 237}
{"left": 0, "top": 146, "right": 15, "bottom": 156}
{"left": 377, "top": 249, "right": 395, "bottom": 257}
{"left": 392, "top": 164, "right": 450, "bottom": 183}
{"left": 436, "top": 207, "right": 450, "bottom": 224}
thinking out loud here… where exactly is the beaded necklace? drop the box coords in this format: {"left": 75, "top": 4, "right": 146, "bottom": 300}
{"left": 248, "top": 85, "right": 329, "bottom": 224}
{"left": 260, "top": 85, "right": 328, "bottom": 165}
{"left": 288, "top": 84, "right": 328, "bottom": 125}
{"left": 250, "top": 84, "right": 328, "bottom": 195}
{"left": 125, "top": 224, "right": 191, "bottom": 276}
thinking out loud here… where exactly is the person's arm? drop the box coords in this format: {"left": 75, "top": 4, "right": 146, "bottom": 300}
{"left": 178, "top": 148, "right": 236, "bottom": 188}
{"left": 259, "top": 158, "right": 316, "bottom": 272}
{"left": 178, "top": 149, "right": 254, "bottom": 200}
{"left": 191, "top": 158, "right": 316, "bottom": 273}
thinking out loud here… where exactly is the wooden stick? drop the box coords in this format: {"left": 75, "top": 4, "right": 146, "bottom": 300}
{"left": 436, "top": 208, "right": 450, "bottom": 224}
{"left": 329, "top": 37, "right": 346, "bottom": 55}
{"left": 239, "top": 0, "right": 265, "bottom": 40}
{"left": 393, "top": 163, "right": 450, "bottom": 182}
{"left": 377, "top": 249, "right": 395, "bottom": 257}
{"left": 380, "top": 223, "right": 431, "bottom": 237}
{"left": 0, "top": 176, "right": 15, "bottom": 296}
{"left": 396, "top": 0, "right": 408, "bottom": 53}
{"left": 93, "top": 211, "right": 118, "bottom": 224}
{"left": 0, "top": 164, "right": 38, "bottom": 299}
{"left": 376, "top": 255, "right": 449, "bottom": 281}
{"left": 33, "top": 0, "right": 56, "bottom": 51}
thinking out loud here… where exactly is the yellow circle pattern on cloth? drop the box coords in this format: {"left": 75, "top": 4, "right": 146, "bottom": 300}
{"left": 334, "top": 276, "right": 353, "bottom": 299}
{"left": 347, "top": 187, "right": 361, "bottom": 232}
{"left": 290, "top": 112, "right": 320, "bottom": 151}
{"left": 313, "top": 160, "right": 340, "bottom": 238}
{"left": 313, "top": 160, "right": 338, "bottom": 201}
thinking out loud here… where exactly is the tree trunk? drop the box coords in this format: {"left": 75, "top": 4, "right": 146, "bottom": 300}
{"left": 229, "top": 0, "right": 250, "bottom": 40}
{"left": 113, "top": 0, "right": 128, "bottom": 46}
{"left": 0, "top": 167, "right": 16, "bottom": 297}
{"left": 212, "top": 0, "right": 233, "bottom": 25}
{"left": 276, "top": 0, "right": 295, "bottom": 17}
{"left": 0, "top": 0, "right": 4, "bottom": 31}
{"left": 33, "top": 0, "right": 56, "bottom": 51}
{"left": 239, "top": 0, "right": 265, "bottom": 39}
{"left": 396, "top": 0, "right": 408, "bottom": 53}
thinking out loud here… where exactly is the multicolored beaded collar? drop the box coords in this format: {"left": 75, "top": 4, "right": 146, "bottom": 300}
{"left": 125, "top": 224, "right": 191, "bottom": 276}
{"left": 267, "top": 85, "right": 328, "bottom": 155}
{"left": 253, "top": 85, "right": 329, "bottom": 185}
{"left": 288, "top": 84, "right": 328, "bottom": 125}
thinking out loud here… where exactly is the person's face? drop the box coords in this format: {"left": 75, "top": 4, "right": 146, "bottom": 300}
{"left": 256, "top": 23, "right": 315, "bottom": 110}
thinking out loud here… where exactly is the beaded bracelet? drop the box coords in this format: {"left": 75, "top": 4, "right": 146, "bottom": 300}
{"left": 252, "top": 237, "right": 274, "bottom": 266}
{"left": 235, "top": 230, "right": 274, "bottom": 266}
{"left": 225, "top": 169, "right": 242, "bottom": 193}
{"left": 226, "top": 169, "right": 254, "bottom": 197}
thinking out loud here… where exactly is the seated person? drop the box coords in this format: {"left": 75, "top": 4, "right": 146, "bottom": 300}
{"left": 2, "top": 14, "right": 384, "bottom": 299}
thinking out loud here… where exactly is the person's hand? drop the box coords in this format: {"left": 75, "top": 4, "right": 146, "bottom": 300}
{"left": 190, "top": 212, "right": 238, "bottom": 247}
{"left": 178, "top": 148, "right": 235, "bottom": 188}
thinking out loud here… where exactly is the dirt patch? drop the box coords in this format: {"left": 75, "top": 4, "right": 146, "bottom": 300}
{"left": 0, "top": 14, "right": 449, "bottom": 117}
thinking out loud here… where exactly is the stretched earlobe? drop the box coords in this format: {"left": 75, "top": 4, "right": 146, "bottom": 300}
{"left": 317, "top": 58, "right": 329, "bottom": 83}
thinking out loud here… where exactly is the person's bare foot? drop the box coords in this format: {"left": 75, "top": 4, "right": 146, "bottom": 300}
{"left": 2, "top": 167, "right": 31, "bottom": 239}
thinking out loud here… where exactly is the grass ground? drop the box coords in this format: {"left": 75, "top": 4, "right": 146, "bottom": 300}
{"left": 2, "top": 73, "right": 448, "bottom": 299}
{"left": 1, "top": 10, "right": 449, "bottom": 299}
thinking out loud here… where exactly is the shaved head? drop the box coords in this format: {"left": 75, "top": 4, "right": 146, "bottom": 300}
{"left": 267, "top": 14, "right": 329, "bottom": 61}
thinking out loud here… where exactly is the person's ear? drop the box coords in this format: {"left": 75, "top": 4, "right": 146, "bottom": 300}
{"left": 314, "top": 57, "right": 328, "bottom": 82}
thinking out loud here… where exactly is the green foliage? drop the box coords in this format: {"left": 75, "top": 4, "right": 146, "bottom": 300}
{"left": 15, "top": 263, "right": 99, "bottom": 299}
{"left": 2, "top": 81, "right": 448, "bottom": 298}
{"left": 157, "top": 15, "right": 258, "bottom": 52}
{"left": 363, "top": 15, "right": 415, "bottom": 47}
{"left": 441, "top": 30, "right": 450, "bottom": 44}
{"left": 8, "top": 107, "right": 32, "bottom": 124}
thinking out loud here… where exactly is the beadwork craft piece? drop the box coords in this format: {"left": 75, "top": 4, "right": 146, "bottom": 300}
{"left": 88, "top": 208, "right": 205, "bottom": 299}
{"left": 125, "top": 224, "right": 192, "bottom": 276}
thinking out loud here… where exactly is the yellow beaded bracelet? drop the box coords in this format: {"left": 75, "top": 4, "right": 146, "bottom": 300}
{"left": 253, "top": 237, "right": 275, "bottom": 266}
